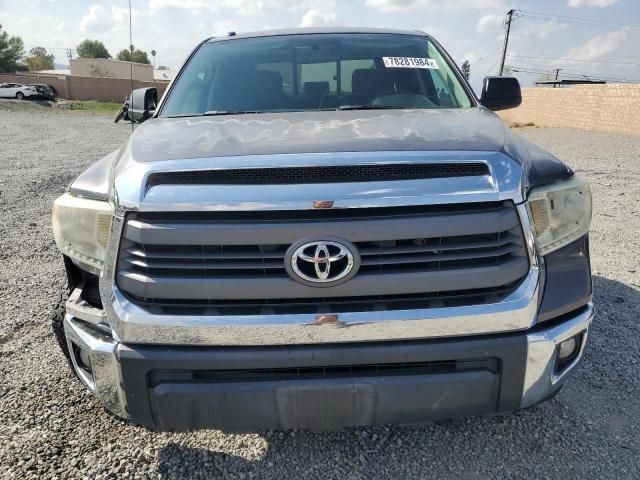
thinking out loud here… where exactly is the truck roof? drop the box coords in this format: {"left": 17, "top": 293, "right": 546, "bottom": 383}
{"left": 205, "top": 27, "right": 429, "bottom": 43}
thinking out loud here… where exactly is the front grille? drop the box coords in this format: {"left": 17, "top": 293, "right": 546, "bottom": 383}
{"left": 121, "top": 231, "right": 521, "bottom": 277}
{"left": 146, "top": 163, "right": 490, "bottom": 187}
{"left": 149, "top": 358, "right": 499, "bottom": 386}
{"left": 116, "top": 201, "right": 529, "bottom": 314}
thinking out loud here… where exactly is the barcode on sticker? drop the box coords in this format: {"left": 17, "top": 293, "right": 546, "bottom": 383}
{"left": 382, "top": 57, "right": 439, "bottom": 69}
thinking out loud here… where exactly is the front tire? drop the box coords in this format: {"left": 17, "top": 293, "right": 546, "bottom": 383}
{"left": 16, "top": 92, "right": 24, "bottom": 100}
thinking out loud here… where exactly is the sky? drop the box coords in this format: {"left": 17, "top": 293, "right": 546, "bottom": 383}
{"left": 1, "top": 0, "right": 639, "bottom": 93}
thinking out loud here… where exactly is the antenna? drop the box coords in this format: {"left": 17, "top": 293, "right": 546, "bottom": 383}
{"left": 128, "top": 0, "right": 134, "bottom": 131}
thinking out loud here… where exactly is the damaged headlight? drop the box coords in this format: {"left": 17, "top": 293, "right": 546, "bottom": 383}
{"left": 527, "top": 176, "right": 592, "bottom": 256}
{"left": 52, "top": 193, "right": 113, "bottom": 273}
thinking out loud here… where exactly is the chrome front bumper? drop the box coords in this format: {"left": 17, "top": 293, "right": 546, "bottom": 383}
{"left": 106, "top": 267, "right": 540, "bottom": 346}
{"left": 64, "top": 303, "right": 593, "bottom": 423}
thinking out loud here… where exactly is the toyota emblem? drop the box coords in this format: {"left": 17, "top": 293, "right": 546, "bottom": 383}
{"left": 285, "top": 238, "right": 360, "bottom": 287}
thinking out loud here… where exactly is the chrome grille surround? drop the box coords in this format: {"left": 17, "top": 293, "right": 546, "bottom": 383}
{"left": 99, "top": 150, "right": 541, "bottom": 346}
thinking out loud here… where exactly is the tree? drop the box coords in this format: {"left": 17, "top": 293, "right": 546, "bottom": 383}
{"left": 461, "top": 60, "right": 471, "bottom": 81}
{"left": 0, "top": 24, "right": 25, "bottom": 73}
{"left": 24, "top": 47, "right": 55, "bottom": 71}
{"left": 76, "top": 39, "right": 111, "bottom": 59}
{"left": 116, "top": 46, "right": 150, "bottom": 64}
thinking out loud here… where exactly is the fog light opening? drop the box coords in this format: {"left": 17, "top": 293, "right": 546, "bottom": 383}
{"left": 555, "top": 333, "right": 583, "bottom": 374}
{"left": 72, "top": 343, "right": 93, "bottom": 376}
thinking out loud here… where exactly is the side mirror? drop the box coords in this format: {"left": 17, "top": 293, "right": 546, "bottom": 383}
{"left": 480, "top": 76, "right": 521, "bottom": 111}
{"left": 128, "top": 87, "right": 158, "bottom": 123}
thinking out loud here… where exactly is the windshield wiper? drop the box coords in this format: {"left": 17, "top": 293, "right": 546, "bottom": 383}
{"left": 203, "top": 110, "right": 263, "bottom": 116}
{"left": 337, "top": 105, "right": 404, "bottom": 111}
{"left": 173, "top": 107, "right": 401, "bottom": 117}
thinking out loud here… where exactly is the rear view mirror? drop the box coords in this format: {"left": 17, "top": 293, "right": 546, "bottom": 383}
{"left": 114, "top": 87, "right": 158, "bottom": 124}
{"left": 480, "top": 77, "right": 521, "bottom": 111}
{"left": 128, "top": 87, "right": 158, "bottom": 123}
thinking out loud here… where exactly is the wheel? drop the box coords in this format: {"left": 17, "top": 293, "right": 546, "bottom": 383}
{"left": 16, "top": 92, "right": 24, "bottom": 100}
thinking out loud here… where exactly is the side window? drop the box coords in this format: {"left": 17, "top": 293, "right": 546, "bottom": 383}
{"left": 340, "top": 59, "right": 374, "bottom": 94}
{"left": 256, "top": 62, "right": 294, "bottom": 96}
{"left": 299, "top": 62, "right": 337, "bottom": 93}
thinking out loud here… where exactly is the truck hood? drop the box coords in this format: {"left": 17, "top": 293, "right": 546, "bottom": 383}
{"left": 123, "top": 108, "right": 511, "bottom": 163}
{"left": 70, "top": 107, "right": 573, "bottom": 201}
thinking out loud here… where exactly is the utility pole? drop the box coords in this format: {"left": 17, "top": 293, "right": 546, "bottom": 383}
{"left": 498, "top": 9, "right": 515, "bottom": 76}
{"left": 128, "top": 0, "right": 134, "bottom": 87}
{"left": 554, "top": 68, "right": 562, "bottom": 88}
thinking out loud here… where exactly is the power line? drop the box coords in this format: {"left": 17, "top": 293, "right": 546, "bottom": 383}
{"left": 493, "top": 8, "right": 640, "bottom": 83}
{"left": 24, "top": 45, "right": 76, "bottom": 61}
{"left": 484, "top": 57, "right": 501, "bottom": 78}
{"left": 513, "top": 9, "right": 640, "bottom": 30}
{"left": 506, "top": 54, "right": 640, "bottom": 67}
{"left": 515, "top": 9, "right": 638, "bottom": 28}
{"left": 516, "top": 15, "right": 635, "bottom": 30}
{"left": 508, "top": 57, "right": 616, "bottom": 71}
{"left": 506, "top": 64, "right": 640, "bottom": 83}
{"left": 508, "top": 65, "right": 621, "bottom": 81}
{"left": 523, "top": 65, "right": 640, "bottom": 82}
{"left": 515, "top": 15, "right": 621, "bottom": 30}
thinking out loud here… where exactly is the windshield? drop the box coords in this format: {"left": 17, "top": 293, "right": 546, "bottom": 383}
{"left": 160, "top": 33, "right": 473, "bottom": 117}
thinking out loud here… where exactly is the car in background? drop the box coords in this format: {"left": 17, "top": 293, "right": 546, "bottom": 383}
{"left": 30, "top": 84, "right": 57, "bottom": 101}
{"left": 0, "top": 83, "right": 39, "bottom": 100}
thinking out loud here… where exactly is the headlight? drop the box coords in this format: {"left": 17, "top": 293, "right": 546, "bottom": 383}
{"left": 52, "top": 193, "right": 113, "bottom": 272}
{"left": 527, "top": 176, "right": 592, "bottom": 256}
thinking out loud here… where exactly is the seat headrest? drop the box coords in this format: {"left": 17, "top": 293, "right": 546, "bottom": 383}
{"left": 256, "top": 70, "right": 284, "bottom": 96}
{"left": 211, "top": 67, "right": 284, "bottom": 111}
{"left": 351, "top": 69, "right": 395, "bottom": 98}
{"left": 304, "top": 81, "right": 330, "bottom": 98}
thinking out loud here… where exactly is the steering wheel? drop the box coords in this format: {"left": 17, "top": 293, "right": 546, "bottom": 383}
{"left": 370, "top": 90, "right": 437, "bottom": 109}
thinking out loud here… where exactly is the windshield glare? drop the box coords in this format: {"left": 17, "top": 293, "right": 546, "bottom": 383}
{"left": 161, "top": 33, "right": 473, "bottom": 117}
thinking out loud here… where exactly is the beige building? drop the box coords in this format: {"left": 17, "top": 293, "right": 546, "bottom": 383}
{"left": 69, "top": 58, "right": 154, "bottom": 82}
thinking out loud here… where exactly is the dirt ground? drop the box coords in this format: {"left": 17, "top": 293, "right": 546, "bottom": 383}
{"left": 1, "top": 106, "right": 639, "bottom": 479}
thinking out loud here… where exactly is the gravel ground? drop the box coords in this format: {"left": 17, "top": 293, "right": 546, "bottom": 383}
{"left": 1, "top": 106, "right": 639, "bottom": 479}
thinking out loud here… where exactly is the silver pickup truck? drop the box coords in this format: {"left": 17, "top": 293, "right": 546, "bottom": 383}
{"left": 52, "top": 27, "right": 593, "bottom": 432}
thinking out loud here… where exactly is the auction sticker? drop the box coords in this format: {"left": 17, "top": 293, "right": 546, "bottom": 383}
{"left": 382, "top": 57, "right": 439, "bottom": 69}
